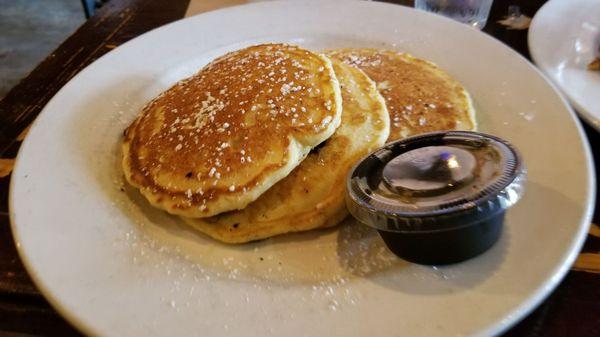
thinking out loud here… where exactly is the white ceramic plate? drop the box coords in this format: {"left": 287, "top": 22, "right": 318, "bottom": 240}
{"left": 10, "top": 1, "right": 596, "bottom": 336}
{"left": 529, "top": 0, "right": 600, "bottom": 131}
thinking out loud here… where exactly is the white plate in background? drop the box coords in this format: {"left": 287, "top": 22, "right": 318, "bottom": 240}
{"left": 529, "top": 0, "right": 600, "bottom": 130}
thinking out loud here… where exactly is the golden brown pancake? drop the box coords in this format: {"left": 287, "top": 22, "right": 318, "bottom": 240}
{"left": 182, "top": 61, "right": 390, "bottom": 243}
{"left": 123, "top": 44, "right": 342, "bottom": 218}
{"left": 327, "top": 48, "right": 476, "bottom": 140}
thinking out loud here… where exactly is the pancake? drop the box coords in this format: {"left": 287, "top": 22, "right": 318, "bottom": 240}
{"left": 123, "top": 44, "right": 343, "bottom": 218}
{"left": 183, "top": 61, "right": 390, "bottom": 243}
{"left": 327, "top": 48, "right": 476, "bottom": 140}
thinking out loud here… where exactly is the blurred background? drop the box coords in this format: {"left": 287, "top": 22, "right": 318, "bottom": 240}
{"left": 0, "top": 0, "right": 86, "bottom": 98}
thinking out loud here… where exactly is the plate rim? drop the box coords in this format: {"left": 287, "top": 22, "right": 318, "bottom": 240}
{"left": 8, "top": 1, "right": 598, "bottom": 336}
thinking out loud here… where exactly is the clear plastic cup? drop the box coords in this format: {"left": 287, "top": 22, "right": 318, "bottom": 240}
{"left": 346, "top": 131, "right": 526, "bottom": 265}
{"left": 415, "top": 0, "right": 494, "bottom": 29}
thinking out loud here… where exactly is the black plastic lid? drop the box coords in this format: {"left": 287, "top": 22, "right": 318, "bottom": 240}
{"left": 346, "top": 131, "right": 526, "bottom": 233}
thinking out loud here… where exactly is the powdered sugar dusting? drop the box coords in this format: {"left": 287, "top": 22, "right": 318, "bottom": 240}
{"left": 330, "top": 49, "right": 472, "bottom": 140}
{"left": 125, "top": 43, "right": 340, "bottom": 213}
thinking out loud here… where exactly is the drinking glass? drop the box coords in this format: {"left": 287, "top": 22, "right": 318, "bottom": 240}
{"left": 414, "top": 0, "right": 494, "bottom": 29}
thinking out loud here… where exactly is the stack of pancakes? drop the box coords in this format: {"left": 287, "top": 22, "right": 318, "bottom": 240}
{"left": 123, "top": 44, "right": 476, "bottom": 243}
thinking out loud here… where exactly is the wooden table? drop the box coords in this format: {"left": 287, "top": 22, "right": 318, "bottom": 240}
{"left": 0, "top": 0, "right": 598, "bottom": 335}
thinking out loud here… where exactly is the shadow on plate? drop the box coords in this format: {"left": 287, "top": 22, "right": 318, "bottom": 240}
{"left": 336, "top": 180, "right": 587, "bottom": 296}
